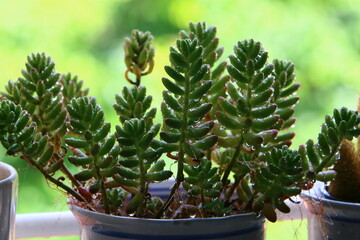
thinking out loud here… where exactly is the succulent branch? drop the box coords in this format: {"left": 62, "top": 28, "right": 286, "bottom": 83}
{"left": 114, "top": 36, "right": 172, "bottom": 216}
{"left": 1, "top": 53, "right": 89, "bottom": 187}
{"left": 113, "top": 85, "right": 155, "bottom": 124}
{"left": 157, "top": 35, "right": 218, "bottom": 216}
{"left": 60, "top": 73, "right": 89, "bottom": 105}
{"left": 251, "top": 146, "right": 303, "bottom": 222}
{"left": 124, "top": 30, "right": 155, "bottom": 86}
{"left": 0, "top": 100, "right": 85, "bottom": 203}
{"left": 181, "top": 22, "right": 229, "bottom": 116}
{"left": 300, "top": 107, "right": 360, "bottom": 182}
{"left": 115, "top": 118, "right": 171, "bottom": 216}
{"left": 3, "top": 53, "right": 67, "bottom": 138}
{"left": 66, "top": 97, "right": 118, "bottom": 213}
{"left": 218, "top": 40, "right": 290, "bottom": 185}
{"left": 209, "top": 39, "right": 302, "bottom": 221}
{"left": 271, "top": 59, "right": 299, "bottom": 132}
{"left": 183, "top": 159, "right": 222, "bottom": 217}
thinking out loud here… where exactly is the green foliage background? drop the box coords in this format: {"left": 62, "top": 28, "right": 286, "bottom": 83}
{"left": 0, "top": 0, "right": 359, "bottom": 239}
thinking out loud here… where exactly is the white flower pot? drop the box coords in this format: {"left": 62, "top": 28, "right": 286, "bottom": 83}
{"left": 69, "top": 181, "right": 265, "bottom": 240}
{"left": 0, "top": 162, "right": 18, "bottom": 240}
{"left": 302, "top": 182, "right": 360, "bottom": 240}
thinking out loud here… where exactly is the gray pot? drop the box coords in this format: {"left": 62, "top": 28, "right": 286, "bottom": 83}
{"left": 0, "top": 162, "right": 18, "bottom": 240}
{"left": 69, "top": 181, "right": 265, "bottom": 240}
{"left": 302, "top": 182, "right": 360, "bottom": 240}
{"left": 70, "top": 205, "right": 265, "bottom": 240}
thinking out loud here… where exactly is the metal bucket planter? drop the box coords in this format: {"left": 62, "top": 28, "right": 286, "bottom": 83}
{"left": 69, "top": 181, "right": 266, "bottom": 240}
{"left": 0, "top": 162, "right": 18, "bottom": 240}
{"left": 302, "top": 182, "right": 360, "bottom": 240}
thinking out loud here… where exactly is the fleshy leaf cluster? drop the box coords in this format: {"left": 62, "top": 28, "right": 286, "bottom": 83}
{"left": 124, "top": 30, "right": 155, "bottom": 86}
{"left": 300, "top": 107, "right": 360, "bottom": 181}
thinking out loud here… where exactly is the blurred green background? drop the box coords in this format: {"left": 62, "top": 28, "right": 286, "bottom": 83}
{"left": 0, "top": 0, "right": 359, "bottom": 239}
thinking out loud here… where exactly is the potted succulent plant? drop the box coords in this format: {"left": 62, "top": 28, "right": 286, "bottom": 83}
{"left": 0, "top": 162, "right": 17, "bottom": 240}
{"left": 302, "top": 99, "right": 360, "bottom": 240}
{"left": 0, "top": 22, "right": 359, "bottom": 240}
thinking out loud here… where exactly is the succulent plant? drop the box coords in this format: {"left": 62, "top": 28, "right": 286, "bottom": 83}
{"left": 1, "top": 22, "right": 359, "bottom": 222}
{"left": 327, "top": 99, "right": 360, "bottom": 202}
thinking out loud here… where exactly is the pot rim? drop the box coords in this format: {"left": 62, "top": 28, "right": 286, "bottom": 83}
{"left": 0, "top": 162, "right": 17, "bottom": 184}
{"left": 68, "top": 203, "right": 263, "bottom": 223}
{"left": 301, "top": 182, "right": 360, "bottom": 208}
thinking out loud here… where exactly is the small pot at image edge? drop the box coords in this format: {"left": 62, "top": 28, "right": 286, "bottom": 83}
{"left": 0, "top": 162, "right": 18, "bottom": 240}
{"left": 302, "top": 182, "right": 360, "bottom": 240}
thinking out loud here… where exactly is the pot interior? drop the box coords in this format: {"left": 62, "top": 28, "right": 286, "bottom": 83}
{"left": 0, "top": 162, "right": 16, "bottom": 182}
